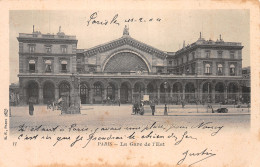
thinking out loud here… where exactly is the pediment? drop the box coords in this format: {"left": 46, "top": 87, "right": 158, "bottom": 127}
{"left": 81, "top": 36, "right": 167, "bottom": 59}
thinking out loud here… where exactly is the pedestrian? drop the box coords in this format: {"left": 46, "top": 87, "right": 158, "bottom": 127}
{"left": 28, "top": 97, "right": 34, "bottom": 116}
{"left": 150, "top": 100, "right": 155, "bottom": 116}
{"left": 118, "top": 98, "right": 121, "bottom": 107}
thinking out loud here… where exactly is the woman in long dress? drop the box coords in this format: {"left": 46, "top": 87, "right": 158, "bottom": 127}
{"left": 28, "top": 97, "right": 34, "bottom": 116}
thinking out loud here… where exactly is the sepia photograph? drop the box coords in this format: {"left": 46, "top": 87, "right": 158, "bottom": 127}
{"left": 1, "top": 1, "right": 259, "bottom": 167}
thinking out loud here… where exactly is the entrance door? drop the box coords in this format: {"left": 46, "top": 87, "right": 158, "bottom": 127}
{"left": 43, "top": 82, "right": 55, "bottom": 104}
{"left": 27, "top": 81, "right": 39, "bottom": 104}
{"left": 80, "top": 84, "right": 89, "bottom": 104}
{"left": 59, "top": 82, "right": 70, "bottom": 106}
{"left": 120, "top": 85, "right": 129, "bottom": 103}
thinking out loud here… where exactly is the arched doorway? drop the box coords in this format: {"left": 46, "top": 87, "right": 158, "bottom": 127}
{"left": 185, "top": 82, "right": 195, "bottom": 103}
{"left": 228, "top": 82, "right": 238, "bottom": 103}
{"left": 215, "top": 82, "right": 225, "bottom": 103}
{"left": 93, "top": 82, "right": 103, "bottom": 104}
{"left": 202, "top": 82, "right": 212, "bottom": 103}
{"left": 120, "top": 82, "right": 131, "bottom": 103}
{"left": 43, "top": 81, "right": 55, "bottom": 104}
{"left": 160, "top": 82, "right": 170, "bottom": 103}
{"left": 59, "top": 82, "right": 70, "bottom": 106}
{"left": 80, "top": 83, "right": 90, "bottom": 104}
{"left": 147, "top": 82, "right": 156, "bottom": 101}
{"left": 107, "top": 83, "right": 116, "bottom": 101}
{"left": 27, "top": 81, "right": 39, "bottom": 104}
{"left": 172, "top": 82, "right": 182, "bottom": 104}
{"left": 133, "top": 82, "right": 145, "bottom": 102}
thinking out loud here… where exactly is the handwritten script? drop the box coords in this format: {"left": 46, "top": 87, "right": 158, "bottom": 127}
{"left": 85, "top": 12, "right": 162, "bottom": 26}
{"left": 13, "top": 121, "right": 223, "bottom": 166}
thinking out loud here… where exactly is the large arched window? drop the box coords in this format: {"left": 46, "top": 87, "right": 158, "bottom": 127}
{"left": 205, "top": 64, "right": 211, "bottom": 74}
{"left": 29, "top": 60, "right": 36, "bottom": 72}
{"left": 230, "top": 64, "right": 235, "bottom": 76}
{"left": 217, "top": 64, "right": 223, "bottom": 74}
{"left": 45, "top": 60, "right": 52, "bottom": 73}
{"left": 61, "top": 60, "right": 68, "bottom": 72}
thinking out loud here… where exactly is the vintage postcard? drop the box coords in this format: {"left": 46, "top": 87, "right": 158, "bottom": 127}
{"left": 0, "top": 0, "right": 259, "bottom": 167}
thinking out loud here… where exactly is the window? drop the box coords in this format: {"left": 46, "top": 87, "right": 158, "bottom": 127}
{"left": 61, "top": 60, "right": 67, "bottom": 72}
{"left": 205, "top": 64, "right": 211, "bottom": 74}
{"left": 45, "top": 46, "right": 52, "bottom": 53}
{"left": 177, "top": 59, "right": 179, "bottom": 66}
{"left": 230, "top": 64, "right": 235, "bottom": 76}
{"left": 89, "top": 67, "right": 96, "bottom": 72}
{"left": 29, "top": 60, "right": 36, "bottom": 72}
{"left": 186, "top": 66, "right": 190, "bottom": 74}
{"left": 168, "top": 61, "right": 172, "bottom": 66}
{"left": 45, "top": 60, "right": 52, "bottom": 72}
{"left": 94, "top": 84, "right": 102, "bottom": 96}
{"left": 218, "top": 51, "right": 223, "bottom": 58}
{"left": 61, "top": 46, "right": 67, "bottom": 53}
{"left": 181, "top": 58, "right": 183, "bottom": 64}
{"left": 230, "top": 51, "right": 235, "bottom": 59}
{"left": 205, "top": 51, "right": 210, "bottom": 58}
{"left": 157, "top": 68, "right": 162, "bottom": 73}
{"left": 192, "top": 52, "right": 195, "bottom": 60}
{"left": 186, "top": 55, "right": 189, "bottom": 62}
{"left": 77, "top": 57, "right": 81, "bottom": 63}
{"left": 29, "top": 45, "right": 35, "bottom": 53}
{"left": 217, "top": 64, "right": 223, "bottom": 74}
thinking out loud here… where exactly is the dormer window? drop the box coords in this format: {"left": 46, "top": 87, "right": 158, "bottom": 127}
{"left": 61, "top": 60, "right": 68, "bottom": 72}
{"left": 61, "top": 45, "right": 68, "bottom": 54}
{"left": 45, "top": 60, "right": 52, "bottom": 73}
{"left": 29, "top": 60, "right": 36, "bottom": 72}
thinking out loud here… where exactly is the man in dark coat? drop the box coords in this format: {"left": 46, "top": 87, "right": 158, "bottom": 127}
{"left": 150, "top": 100, "right": 155, "bottom": 116}
{"left": 28, "top": 97, "right": 34, "bottom": 116}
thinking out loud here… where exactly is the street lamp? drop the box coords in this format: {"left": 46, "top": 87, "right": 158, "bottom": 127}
{"left": 164, "top": 82, "right": 168, "bottom": 116}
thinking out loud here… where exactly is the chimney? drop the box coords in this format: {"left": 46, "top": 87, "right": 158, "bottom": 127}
{"left": 183, "top": 41, "right": 185, "bottom": 48}
{"left": 33, "top": 25, "right": 34, "bottom": 33}
{"left": 200, "top": 32, "right": 201, "bottom": 39}
{"left": 59, "top": 26, "right": 61, "bottom": 33}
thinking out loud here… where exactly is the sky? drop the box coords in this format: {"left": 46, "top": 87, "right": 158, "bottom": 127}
{"left": 9, "top": 10, "right": 250, "bottom": 84}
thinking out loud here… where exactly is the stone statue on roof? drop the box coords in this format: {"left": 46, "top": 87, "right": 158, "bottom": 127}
{"left": 123, "top": 25, "right": 129, "bottom": 36}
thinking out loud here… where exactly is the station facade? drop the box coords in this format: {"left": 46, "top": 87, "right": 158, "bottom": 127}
{"left": 17, "top": 26, "right": 250, "bottom": 105}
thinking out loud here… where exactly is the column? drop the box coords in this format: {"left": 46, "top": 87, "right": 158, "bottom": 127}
{"left": 144, "top": 86, "right": 147, "bottom": 95}
{"left": 103, "top": 88, "right": 107, "bottom": 101}
{"left": 157, "top": 87, "right": 160, "bottom": 103}
{"left": 224, "top": 86, "right": 228, "bottom": 101}
{"left": 170, "top": 86, "right": 173, "bottom": 104}
{"left": 182, "top": 86, "right": 185, "bottom": 100}
{"left": 212, "top": 87, "right": 216, "bottom": 103}
{"left": 39, "top": 87, "right": 43, "bottom": 104}
{"left": 131, "top": 88, "right": 134, "bottom": 103}
{"left": 117, "top": 87, "right": 120, "bottom": 101}
{"left": 55, "top": 87, "right": 59, "bottom": 101}
{"left": 89, "top": 88, "right": 93, "bottom": 104}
